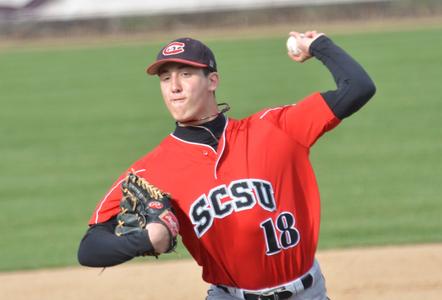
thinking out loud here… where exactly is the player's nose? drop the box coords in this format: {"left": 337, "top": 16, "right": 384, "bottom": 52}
{"left": 170, "top": 74, "right": 182, "bottom": 93}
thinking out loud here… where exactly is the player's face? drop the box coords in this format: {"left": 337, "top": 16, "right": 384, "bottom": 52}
{"left": 158, "top": 63, "right": 219, "bottom": 125}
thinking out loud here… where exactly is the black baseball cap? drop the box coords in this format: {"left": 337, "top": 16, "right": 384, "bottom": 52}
{"left": 146, "top": 37, "right": 217, "bottom": 75}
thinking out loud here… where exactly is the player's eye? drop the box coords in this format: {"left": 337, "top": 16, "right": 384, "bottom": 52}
{"left": 160, "top": 74, "right": 170, "bottom": 81}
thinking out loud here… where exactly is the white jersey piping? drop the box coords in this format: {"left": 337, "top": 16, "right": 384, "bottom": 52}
{"left": 259, "top": 104, "right": 295, "bottom": 119}
{"left": 214, "top": 117, "right": 229, "bottom": 180}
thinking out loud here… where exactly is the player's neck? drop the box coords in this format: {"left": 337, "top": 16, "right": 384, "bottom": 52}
{"left": 178, "top": 114, "right": 218, "bottom": 126}
{"left": 173, "top": 113, "right": 226, "bottom": 151}
{"left": 177, "top": 103, "right": 230, "bottom": 127}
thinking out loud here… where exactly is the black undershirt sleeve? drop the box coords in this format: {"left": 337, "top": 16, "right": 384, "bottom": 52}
{"left": 77, "top": 217, "right": 154, "bottom": 267}
{"left": 310, "top": 36, "right": 376, "bottom": 119}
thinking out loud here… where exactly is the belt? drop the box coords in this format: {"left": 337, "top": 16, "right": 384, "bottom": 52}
{"left": 217, "top": 272, "right": 314, "bottom": 300}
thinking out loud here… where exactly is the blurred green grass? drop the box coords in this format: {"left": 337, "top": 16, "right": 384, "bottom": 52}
{"left": 0, "top": 26, "right": 441, "bottom": 271}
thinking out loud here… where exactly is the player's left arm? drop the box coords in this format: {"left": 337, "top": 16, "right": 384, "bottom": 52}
{"left": 289, "top": 31, "right": 376, "bottom": 119}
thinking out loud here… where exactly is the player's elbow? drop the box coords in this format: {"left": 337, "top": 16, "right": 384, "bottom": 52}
{"left": 349, "top": 72, "right": 376, "bottom": 104}
{"left": 77, "top": 231, "right": 110, "bottom": 268}
{"left": 77, "top": 237, "right": 98, "bottom": 267}
{"left": 359, "top": 77, "right": 376, "bottom": 101}
{"left": 340, "top": 76, "right": 376, "bottom": 118}
{"left": 77, "top": 251, "right": 92, "bottom": 267}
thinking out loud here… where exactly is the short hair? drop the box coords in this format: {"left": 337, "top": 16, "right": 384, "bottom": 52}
{"left": 202, "top": 68, "right": 211, "bottom": 77}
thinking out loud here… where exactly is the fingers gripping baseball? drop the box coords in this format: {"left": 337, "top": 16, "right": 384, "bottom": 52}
{"left": 115, "top": 172, "right": 179, "bottom": 256}
{"left": 287, "top": 30, "right": 324, "bottom": 63}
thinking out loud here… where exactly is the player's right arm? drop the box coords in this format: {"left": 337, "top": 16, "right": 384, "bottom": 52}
{"left": 260, "top": 31, "right": 376, "bottom": 148}
{"left": 289, "top": 30, "right": 376, "bottom": 120}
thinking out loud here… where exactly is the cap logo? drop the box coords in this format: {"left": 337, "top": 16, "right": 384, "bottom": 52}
{"left": 162, "top": 42, "right": 185, "bottom": 56}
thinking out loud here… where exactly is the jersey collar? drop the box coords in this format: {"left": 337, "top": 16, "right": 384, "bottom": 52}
{"left": 172, "top": 114, "right": 226, "bottom": 152}
{"left": 170, "top": 114, "right": 229, "bottom": 180}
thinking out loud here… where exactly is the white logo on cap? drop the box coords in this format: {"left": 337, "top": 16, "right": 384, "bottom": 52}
{"left": 162, "top": 42, "right": 185, "bottom": 56}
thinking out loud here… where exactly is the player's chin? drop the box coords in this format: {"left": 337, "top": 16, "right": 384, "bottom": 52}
{"left": 172, "top": 113, "right": 193, "bottom": 124}
{"left": 169, "top": 108, "right": 200, "bottom": 124}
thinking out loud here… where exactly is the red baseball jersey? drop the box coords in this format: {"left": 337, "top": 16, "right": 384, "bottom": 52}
{"left": 90, "top": 92, "right": 340, "bottom": 290}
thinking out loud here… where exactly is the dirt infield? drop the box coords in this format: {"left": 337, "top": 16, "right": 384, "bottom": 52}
{"left": 1, "top": 243, "right": 441, "bottom": 300}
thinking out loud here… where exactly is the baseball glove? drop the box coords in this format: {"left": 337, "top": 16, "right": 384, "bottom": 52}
{"left": 115, "top": 172, "right": 179, "bottom": 256}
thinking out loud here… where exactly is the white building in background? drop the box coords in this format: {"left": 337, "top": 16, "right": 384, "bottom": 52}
{"left": 0, "top": 0, "right": 30, "bottom": 5}
{"left": 0, "top": 0, "right": 391, "bottom": 21}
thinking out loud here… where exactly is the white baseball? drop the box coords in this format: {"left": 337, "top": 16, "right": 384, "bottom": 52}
{"left": 286, "top": 36, "right": 301, "bottom": 55}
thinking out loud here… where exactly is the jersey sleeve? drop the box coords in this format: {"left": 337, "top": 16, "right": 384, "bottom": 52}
{"left": 258, "top": 92, "right": 341, "bottom": 148}
{"left": 88, "top": 161, "right": 148, "bottom": 225}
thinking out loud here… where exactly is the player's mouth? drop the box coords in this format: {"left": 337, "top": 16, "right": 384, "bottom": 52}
{"left": 171, "top": 97, "right": 186, "bottom": 103}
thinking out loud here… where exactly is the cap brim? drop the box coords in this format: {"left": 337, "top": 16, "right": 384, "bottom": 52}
{"left": 146, "top": 58, "right": 208, "bottom": 75}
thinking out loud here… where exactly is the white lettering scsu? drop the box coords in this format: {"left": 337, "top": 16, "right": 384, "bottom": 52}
{"left": 189, "top": 179, "right": 276, "bottom": 237}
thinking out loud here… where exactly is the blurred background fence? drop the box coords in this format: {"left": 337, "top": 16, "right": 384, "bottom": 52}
{"left": 1, "top": 0, "right": 441, "bottom": 39}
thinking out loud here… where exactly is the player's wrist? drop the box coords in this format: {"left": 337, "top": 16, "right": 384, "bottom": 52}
{"left": 146, "top": 223, "right": 171, "bottom": 254}
{"left": 308, "top": 35, "right": 331, "bottom": 57}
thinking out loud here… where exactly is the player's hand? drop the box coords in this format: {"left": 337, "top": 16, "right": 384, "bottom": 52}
{"left": 288, "top": 30, "right": 324, "bottom": 63}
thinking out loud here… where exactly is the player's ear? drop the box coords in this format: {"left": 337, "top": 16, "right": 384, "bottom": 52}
{"left": 207, "top": 72, "right": 219, "bottom": 92}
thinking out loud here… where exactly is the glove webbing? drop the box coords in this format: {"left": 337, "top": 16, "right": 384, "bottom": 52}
{"left": 131, "top": 175, "right": 165, "bottom": 200}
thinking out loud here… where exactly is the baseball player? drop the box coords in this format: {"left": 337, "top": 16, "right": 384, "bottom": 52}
{"left": 78, "top": 30, "right": 376, "bottom": 300}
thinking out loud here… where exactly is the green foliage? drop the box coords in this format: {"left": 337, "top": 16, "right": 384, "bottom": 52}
{"left": 0, "top": 27, "right": 441, "bottom": 271}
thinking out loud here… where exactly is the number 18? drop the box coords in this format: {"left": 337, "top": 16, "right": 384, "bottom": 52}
{"left": 260, "top": 212, "right": 300, "bottom": 255}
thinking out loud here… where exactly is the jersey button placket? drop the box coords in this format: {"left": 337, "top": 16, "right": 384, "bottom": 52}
{"left": 202, "top": 150, "right": 217, "bottom": 162}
